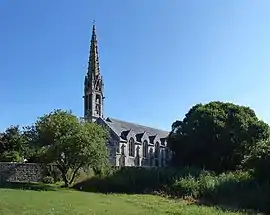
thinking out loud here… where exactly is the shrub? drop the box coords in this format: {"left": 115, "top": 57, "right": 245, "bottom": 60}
{"left": 171, "top": 175, "right": 200, "bottom": 198}
{"left": 0, "top": 151, "right": 24, "bottom": 162}
{"left": 73, "top": 167, "right": 270, "bottom": 213}
{"left": 42, "top": 176, "right": 54, "bottom": 184}
{"left": 43, "top": 164, "right": 62, "bottom": 182}
{"left": 242, "top": 139, "right": 270, "bottom": 181}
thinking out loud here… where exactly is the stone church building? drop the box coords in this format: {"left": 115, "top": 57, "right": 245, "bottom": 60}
{"left": 83, "top": 24, "right": 171, "bottom": 167}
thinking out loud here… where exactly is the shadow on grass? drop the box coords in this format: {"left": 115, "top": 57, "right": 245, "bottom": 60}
{"left": 72, "top": 167, "right": 270, "bottom": 214}
{"left": 73, "top": 177, "right": 265, "bottom": 214}
{"left": 73, "top": 167, "right": 204, "bottom": 194}
{"left": 0, "top": 182, "right": 59, "bottom": 191}
{"left": 73, "top": 177, "right": 152, "bottom": 194}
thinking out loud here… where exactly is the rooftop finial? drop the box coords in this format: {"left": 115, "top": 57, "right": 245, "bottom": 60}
{"left": 92, "top": 20, "right": 96, "bottom": 37}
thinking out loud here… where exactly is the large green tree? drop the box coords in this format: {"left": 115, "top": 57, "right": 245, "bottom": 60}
{"left": 28, "top": 109, "right": 109, "bottom": 187}
{"left": 168, "top": 101, "right": 270, "bottom": 172}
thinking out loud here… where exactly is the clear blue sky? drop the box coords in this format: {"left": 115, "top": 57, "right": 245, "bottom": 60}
{"left": 1, "top": 1, "right": 270, "bottom": 132}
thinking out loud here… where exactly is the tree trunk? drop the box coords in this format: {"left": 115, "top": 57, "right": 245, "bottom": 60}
{"left": 68, "top": 166, "right": 82, "bottom": 186}
{"left": 62, "top": 172, "right": 69, "bottom": 187}
{"left": 56, "top": 163, "right": 69, "bottom": 187}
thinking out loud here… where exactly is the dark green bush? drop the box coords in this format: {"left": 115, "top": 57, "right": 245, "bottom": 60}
{"left": 73, "top": 167, "right": 270, "bottom": 213}
{"left": 42, "top": 176, "right": 54, "bottom": 184}
{"left": 43, "top": 164, "right": 62, "bottom": 182}
{"left": 241, "top": 139, "right": 270, "bottom": 182}
{"left": 0, "top": 151, "right": 24, "bottom": 162}
{"left": 75, "top": 167, "right": 203, "bottom": 193}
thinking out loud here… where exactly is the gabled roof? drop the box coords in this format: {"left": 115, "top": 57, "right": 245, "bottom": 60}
{"left": 135, "top": 132, "right": 145, "bottom": 142}
{"left": 149, "top": 135, "right": 157, "bottom": 144}
{"left": 102, "top": 117, "right": 169, "bottom": 141}
{"left": 120, "top": 130, "right": 130, "bottom": 140}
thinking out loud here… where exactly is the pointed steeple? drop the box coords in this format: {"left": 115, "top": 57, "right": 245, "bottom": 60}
{"left": 87, "top": 21, "right": 100, "bottom": 78}
{"left": 84, "top": 21, "right": 105, "bottom": 122}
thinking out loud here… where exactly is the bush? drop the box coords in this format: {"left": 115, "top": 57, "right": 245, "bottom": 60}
{"left": 170, "top": 175, "right": 200, "bottom": 197}
{"left": 73, "top": 167, "right": 270, "bottom": 213}
{"left": 42, "top": 176, "right": 54, "bottom": 184}
{"left": 0, "top": 151, "right": 24, "bottom": 162}
{"left": 74, "top": 167, "right": 203, "bottom": 194}
{"left": 242, "top": 139, "right": 270, "bottom": 181}
{"left": 43, "top": 164, "right": 62, "bottom": 183}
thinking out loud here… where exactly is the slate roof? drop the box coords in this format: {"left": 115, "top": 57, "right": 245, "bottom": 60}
{"left": 102, "top": 117, "right": 169, "bottom": 142}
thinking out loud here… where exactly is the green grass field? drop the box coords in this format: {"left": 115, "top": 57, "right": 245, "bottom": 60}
{"left": 0, "top": 188, "right": 248, "bottom": 215}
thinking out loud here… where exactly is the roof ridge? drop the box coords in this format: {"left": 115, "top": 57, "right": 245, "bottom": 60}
{"left": 107, "top": 117, "right": 169, "bottom": 132}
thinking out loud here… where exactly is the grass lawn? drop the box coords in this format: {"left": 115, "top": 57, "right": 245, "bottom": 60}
{"left": 0, "top": 188, "right": 248, "bottom": 215}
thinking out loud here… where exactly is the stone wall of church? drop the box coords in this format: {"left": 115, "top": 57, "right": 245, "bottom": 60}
{"left": 113, "top": 140, "right": 171, "bottom": 167}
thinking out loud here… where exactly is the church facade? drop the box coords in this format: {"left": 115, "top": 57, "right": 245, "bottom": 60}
{"left": 83, "top": 24, "right": 171, "bottom": 167}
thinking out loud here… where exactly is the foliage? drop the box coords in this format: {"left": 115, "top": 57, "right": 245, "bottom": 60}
{"left": 0, "top": 151, "right": 24, "bottom": 162}
{"left": 26, "top": 109, "right": 109, "bottom": 187}
{"left": 41, "top": 176, "right": 54, "bottom": 184}
{"left": 74, "top": 167, "right": 270, "bottom": 213}
{"left": 20, "top": 125, "right": 42, "bottom": 162}
{"left": 43, "top": 164, "right": 62, "bottom": 183}
{"left": 241, "top": 139, "right": 270, "bottom": 181}
{"left": 167, "top": 101, "right": 270, "bottom": 172}
{"left": 0, "top": 125, "right": 28, "bottom": 161}
{"left": 73, "top": 167, "right": 202, "bottom": 193}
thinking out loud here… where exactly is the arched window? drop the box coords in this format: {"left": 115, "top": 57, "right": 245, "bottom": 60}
{"left": 121, "top": 144, "right": 125, "bottom": 155}
{"left": 149, "top": 148, "right": 154, "bottom": 166}
{"left": 128, "top": 138, "right": 135, "bottom": 157}
{"left": 155, "top": 142, "right": 160, "bottom": 158}
{"left": 143, "top": 140, "right": 148, "bottom": 158}
{"left": 135, "top": 146, "right": 140, "bottom": 166}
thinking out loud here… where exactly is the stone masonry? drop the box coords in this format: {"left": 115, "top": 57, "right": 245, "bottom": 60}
{"left": 0, "top": 162, "right": 44, "bottom": 183}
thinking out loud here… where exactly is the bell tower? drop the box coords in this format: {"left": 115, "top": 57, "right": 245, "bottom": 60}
{"left": 84, "top": 22, "right": 104, "bottom": 122}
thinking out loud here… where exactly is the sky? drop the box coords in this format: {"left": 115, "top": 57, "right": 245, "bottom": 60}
{"left": 1, "top": 1, "right": 270, "bottom": 132}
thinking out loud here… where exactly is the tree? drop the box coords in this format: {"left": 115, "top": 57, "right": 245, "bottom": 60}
{"left": 0, "top": 125, "right": 27, "bottom": 162}
{"left": 168, "top": 101, "right": 269, "bottom": 172}
{"left": 21, "top": 125, "right": 44, "bottom": 163}
{"left": 28, "top": 109, "right": 109, "bottom": 187}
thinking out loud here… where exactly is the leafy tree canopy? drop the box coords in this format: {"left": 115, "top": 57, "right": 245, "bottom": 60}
{"left": 168, "top": 101, "right": 270, "bottom": 172}
{"left": 27, "top": 109, "right": 109, "bottom": 187}
{"left": 0, "top": 125, "right": 27, "bottom": 162}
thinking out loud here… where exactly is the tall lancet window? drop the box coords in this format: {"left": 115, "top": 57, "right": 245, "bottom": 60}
{"left": 155, "top": 142, "right": 160, "bottom": 158}
{"left": 143, "top": 140, "right": 148, "bottom": 158}
{"left": 128, "top": 138, "right": 135, "bottom": 157}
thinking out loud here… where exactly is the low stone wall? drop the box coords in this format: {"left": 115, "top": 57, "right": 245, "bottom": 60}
{"left": 0, "top": 162, "right": 44, "bottom": 183}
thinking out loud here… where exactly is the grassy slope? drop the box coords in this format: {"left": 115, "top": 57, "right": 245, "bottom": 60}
{"left": 0, "top": 189, "right": 246, "bottom": 215}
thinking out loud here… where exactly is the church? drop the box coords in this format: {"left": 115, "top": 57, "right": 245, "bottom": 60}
{"left": 83, "top": 24, "right": 171, "bottom": 167}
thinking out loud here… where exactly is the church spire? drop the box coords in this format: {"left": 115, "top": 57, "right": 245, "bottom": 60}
{"left": 87, "top": 21, "right": 100, "bottom": 77}
{"left": 84, "top": 21, "right": 104, "bottom": 122}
